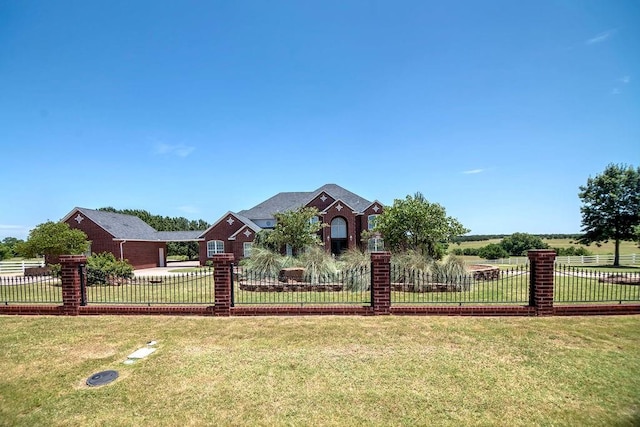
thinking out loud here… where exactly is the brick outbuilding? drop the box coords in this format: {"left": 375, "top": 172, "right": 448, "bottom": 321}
{"left": 62, "top": 208, "right": 201, "bottom": 269}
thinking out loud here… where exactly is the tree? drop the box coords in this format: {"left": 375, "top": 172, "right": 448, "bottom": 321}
{"left": 477, "top": 243, "right": 509, "bottom": 260}
{"left": 266, "top": 207, "right": 324, "bottom": 256}
{"left": 0, "top": 243, "right": 11, "bottom": 261}
{"left": 578, "top": 164, "right": 640, "bottom": 266}
{"left": 17, "top": 221, "right": 89, "bottom": 259}
{"left": 500, "top": 232, "right": 549, "bottom": 256}
{"left": 374, "top": 192, "right": 469, "bottom": 259}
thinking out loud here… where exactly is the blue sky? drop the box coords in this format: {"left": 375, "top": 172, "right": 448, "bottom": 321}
{"left": 1, "top": 1, "right": 638, "bottom": 240}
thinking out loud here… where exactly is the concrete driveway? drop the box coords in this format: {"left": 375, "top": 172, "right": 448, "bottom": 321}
{"left": 134, "top": 261, "right": 201, "bottom": 277}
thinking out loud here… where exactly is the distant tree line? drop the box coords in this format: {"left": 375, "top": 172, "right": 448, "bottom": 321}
{"left": 450, "top": 232, "right": 592, "bottom": 260}
{"left": 453, "top": 233, "right": 584, "bottom": 243}
{"left": 0, "top": 237, "right": 25, "bottom": 260}
{"left": 98, "top": 208, "right": 210, "bottom": 259}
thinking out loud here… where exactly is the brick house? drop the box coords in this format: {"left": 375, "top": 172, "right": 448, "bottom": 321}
{"left": 198, "top": 184, "right": 384, "bottom": 263}
{"left": 62, "top": 208, "right": 201, "bottom": 269}
{"left": 61, "top": 184, "right": 383, "bottom": 268}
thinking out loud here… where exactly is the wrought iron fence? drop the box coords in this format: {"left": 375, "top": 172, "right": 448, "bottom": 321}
{"left": 0, "top": 273, "right": 62, "bottom": 304}
{"left": 391, "top": 264, "right": 530, "bottom": 305}
{"left": 84, "top": 269, "right": 215, "bottom": 305}
{"left": 554, "top": 265, "right": 640, "bottom": 304}
{"left": 233, "top": 266, "right": 371, "bottom": 306}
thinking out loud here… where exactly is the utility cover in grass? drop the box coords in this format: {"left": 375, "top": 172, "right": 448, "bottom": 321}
{"left": 87, "top": 370, "right": 119, "bottom": 387}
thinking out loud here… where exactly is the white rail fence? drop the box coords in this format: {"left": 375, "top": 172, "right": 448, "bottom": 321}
{"left": 475, "top": 254, "right": 639, "bottom": 266}
{"left": 0, "top": 259, "right": 46, "bottom": 274}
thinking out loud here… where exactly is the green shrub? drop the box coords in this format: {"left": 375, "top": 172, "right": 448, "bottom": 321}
{"left": 477, "top": 243, "right": 509, "bottom": 260}
{"left": 86, "top": 252, "right": 133, "bottom": 286}
{"left": 554, "top": 246, "right": 593, "bottom": 256}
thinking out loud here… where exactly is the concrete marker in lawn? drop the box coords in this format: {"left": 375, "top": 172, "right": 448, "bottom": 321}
{"left": 123, "top": 340, "right": 158, "bottom": 365}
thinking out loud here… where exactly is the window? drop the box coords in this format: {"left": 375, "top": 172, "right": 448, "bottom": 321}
{"left": 243, "top": 242, "right": 253, "bottom": 258}
{"left": 367, "top": 237, "right": 384, "bottom": 252}
{"left": 207, "top": 240, "right": 224, "bottom": 257}
{"left": 330, "top": 217, "right": 347, "bottom": 238}
{"left": 368, "top": 214, "right": 379, "bottom": 230}
{"left": 309, "top": 216, "right": 319, "bottom": 225}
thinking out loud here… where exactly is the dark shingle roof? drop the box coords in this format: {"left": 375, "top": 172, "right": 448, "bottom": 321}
{"left": 155, "top": 231, "right": 203, "bottom": 241}
{"left": 68, "top": 208, "right": 203, "bottom": 241}
{"left": 75, "top": 208, "right": 159, "bottom": 240}
{"left": 237, "top": 184, "right": 372, "bottom": 220}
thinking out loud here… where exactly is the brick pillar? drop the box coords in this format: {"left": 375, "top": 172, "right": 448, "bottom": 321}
{"left": 212, "top": 253, "right": 234, "bottom": 316}
{"left": 527, "top": 249, "right": 556, "bottom": 316}
{"left": 60, "top": 255, "right": 87, "bottom": 316}
{"left": 371, "top": 252, "right": 392, "bottom": 315}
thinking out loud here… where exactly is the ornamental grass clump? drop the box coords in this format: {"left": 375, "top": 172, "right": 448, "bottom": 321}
{"left": 431, "top": 254, "right": 470, "bottom": 291}
{"left": 300, "top": 246, "right": 337, "bottom": 284}
{"left": 391, "top": 250, "right": 435, "bottom": 287}
{"left": 239, "top": 246, "right": 292, "bottom": 279}
{"left": 339, "top": 249, "right": 371, "bottom": 291}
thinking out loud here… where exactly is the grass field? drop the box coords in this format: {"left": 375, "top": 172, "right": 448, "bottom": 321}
{"left": 451, "top": 238, "right": 639, "bottom": 255}
{"left": 0, "top": 315, "right": 639, "bottom": 426}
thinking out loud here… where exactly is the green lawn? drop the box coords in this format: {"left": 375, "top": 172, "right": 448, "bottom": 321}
{"left": 450, "top": 238, "right": 639, "bottom": 256}
{"left": 0, "top": 315, "right": 639, "bottom": 426}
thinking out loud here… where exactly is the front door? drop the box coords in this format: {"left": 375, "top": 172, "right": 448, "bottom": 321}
{"left": 330, "top": 217, "right": 348, "bottom": 256}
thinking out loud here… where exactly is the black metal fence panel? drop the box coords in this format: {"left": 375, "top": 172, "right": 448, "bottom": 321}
{"left": 391, "top": 264, "right": 530, "bottom": 305}
{"left": 554, "top": 265, "right": 640, "bottom": 303}
{"left": 0, "top": 274, "right": 63, "bottom": 304}
{"left": 84, "top": 270, "right": 215, "bottom": 305}
{"left": 234, "top": 266, "right": 371, "bottom": 306}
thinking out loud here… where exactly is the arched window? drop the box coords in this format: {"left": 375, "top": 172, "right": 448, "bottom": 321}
{"left": 207, "top": 240, "right": 224, "bottom": 257}
{"left": 330, "top": 217, "right": 347, "bottom": 238}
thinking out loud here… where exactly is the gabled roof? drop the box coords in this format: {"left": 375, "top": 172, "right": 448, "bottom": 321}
{"left": 238, "top": 183, "right": 372, "bottom": 220}
{"left": 229, "top": 224, "right": 260, "bottom": 241}
{"left": 363, "top": 200, "right": 384, "bottom": 214}
{"left": 313, "top": 184, "right": 371, "bottom": 213}
{"left": 63, "top": 207, "right": 160, "bottom": 240}
{"left": 197, "top": 211, "right": 261, "bottom": 239}
{"left": 63, "top": 208, "right": 204, "bottom": 241}
{"left": 320, "top": 198, "right": 358, "bottom": 215}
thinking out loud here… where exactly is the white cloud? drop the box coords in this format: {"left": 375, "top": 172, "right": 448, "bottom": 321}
{"left": 586, "top": 29, "right": 616, "bottom": 45}
{"left": 462, "top": 169, "right": 484, "bottom": 174}
{"left": 154, "top": 143, "right": 195, "bottom": 158}
{"left": 620, "top": 76, "right": 630, "bottom": 84}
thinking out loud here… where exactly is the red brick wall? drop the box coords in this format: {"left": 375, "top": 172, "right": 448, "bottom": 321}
{"left": 65, "top": 211, "right": 165, "bottom": 269}
{"left": 321, "top": 202, "right": 358, "bottom": 253}
{"left": 306, "top": 192, "right": 335, "bottom": 213}
{"left": 121, "top": 241, "right": 166, "bottom": 269}
{"left": 199, "top": 214, "right": 245, "bottom": 264}
{"left": 230, "top": 226, "right": 257, "bottom": 261}
{"left": 65, "top": 211, "right": 119, "bottom": 256}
